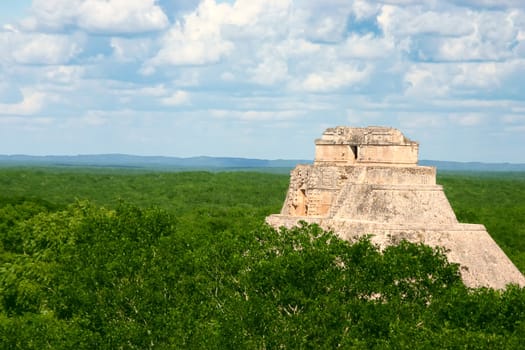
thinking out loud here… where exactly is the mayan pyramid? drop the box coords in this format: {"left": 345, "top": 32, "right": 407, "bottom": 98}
{"left": 266, "top": 126, "right": 525, "bottom": 289}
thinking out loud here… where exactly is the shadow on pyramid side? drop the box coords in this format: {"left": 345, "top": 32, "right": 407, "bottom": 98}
{"left": 266, "top": 126, "right": 525, "bottom": 289}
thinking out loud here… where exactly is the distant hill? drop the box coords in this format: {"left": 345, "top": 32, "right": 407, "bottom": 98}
{"left": 0, "top": 154, "right": 524, "bottom": 172}
{"left": 0, "top": 154, "right": 311, "bottom": 171}
{"left": 419, "top": 160, "right": 525, "bottom": 172}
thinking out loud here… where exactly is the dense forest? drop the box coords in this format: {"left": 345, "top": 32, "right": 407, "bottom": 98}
{"left": 1, "top": 168, "right": 525, "bottom": 348}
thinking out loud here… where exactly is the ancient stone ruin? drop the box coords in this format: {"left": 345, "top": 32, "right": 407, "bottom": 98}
{"left": 266, "top": 126, "right": 525, "bottom": 289}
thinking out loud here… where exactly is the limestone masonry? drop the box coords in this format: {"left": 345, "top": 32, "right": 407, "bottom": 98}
{"left": 266, "top": 126, "right": 525, "bottom": 289}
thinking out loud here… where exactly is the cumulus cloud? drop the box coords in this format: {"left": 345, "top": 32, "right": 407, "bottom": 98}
{"left": 146, "top": 1, "right": 234, "bottom": 68}
{"left": 78, "top": 0, "right": 169, "bottom": 33}
{"left": 25, "top": 0, "right": 169, "bottom": 34}
{"left": 290, "top": 0, "right": 352, "bottom": 42}
{"left": 0, "top": 31, "right": 82, "bottom": 65}
{"left": 145, "top": 0, "right": 291, "bottom": 71}
{"left": 430, "top": 12, "right": 519, "bottom": 61}
{"left": 22, "top": 0, "right": 80, "bottom": 31}
{"left": 377, "top": 5, "right": 474, "bottom": 38}
{"left": 377, "top": 4, "right": 524, "bottom": 63}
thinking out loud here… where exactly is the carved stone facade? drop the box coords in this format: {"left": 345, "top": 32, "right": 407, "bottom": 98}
{"left": 314, "top": 126, "right": 418, "bottom": 166}
{"left": 267, "top": 126, "right": 525, "bottom": 289}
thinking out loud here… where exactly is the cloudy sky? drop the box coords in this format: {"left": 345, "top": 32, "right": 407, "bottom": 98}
{"left": 1, "top": 0, "right": 524, "bottom": 162}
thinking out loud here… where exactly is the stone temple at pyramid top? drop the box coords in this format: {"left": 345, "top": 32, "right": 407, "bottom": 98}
{"left": 314, "top": 126, "right": 419, "bottom": 166}
{"left": 267, "top": 126, "right": 525, "bottom": 289}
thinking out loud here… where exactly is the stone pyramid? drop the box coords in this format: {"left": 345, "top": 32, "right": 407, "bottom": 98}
{"left": 266, "top": 126, "right": 525, "bottom": 289}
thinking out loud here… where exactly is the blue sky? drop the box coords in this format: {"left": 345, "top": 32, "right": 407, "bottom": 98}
{"left": 1, "top": 0, "right": 524, "bottom": 162}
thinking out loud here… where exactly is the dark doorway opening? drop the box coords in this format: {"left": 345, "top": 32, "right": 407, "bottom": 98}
{"left": 350, "top": 146, "right": 358, "bottom": 160}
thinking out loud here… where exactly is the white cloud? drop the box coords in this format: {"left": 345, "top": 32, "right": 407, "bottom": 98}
{"left": 403, "top": 60, "right": 524, "bottom": 99}
{"left": 145, "top": 0, "right": 292, "bottom": 70}
{"left": 0, "top": 31, "right": 82, "bottom": 65}
{"left": 377, "top": 5, "right": 474, "bottom": 38}
{"left": 3, "top": 24, "right": 19, "bottom": 33}
{"left": 352, "top": 0, "right": 380, "bottom": 20}
{"left": 250, "top": 56, "right": 288, "bottom": 85}
{"left": 78, "top": 0, "right": 169, "bottom": 33}
{"left": 433, "top": 11, "right": 519, "bottom": 61}
{"left": 44, "top": 65, "right": 85, "bottom": 84}
{"left": 451, "top": 62, "right": 502, "bottom": 88}
{"left": 25, "top": 0, "right": 169, "bottom": 34}
{"left": 377, "top": 5, "right": 523, "bottom": 62}
{"left": 146, "top": 0, "right": 233, "bottom": 68}
{"left": 403, "top": 65, "right": 450, "bottom": 98}
{"left": 23, "top": 0, "right": 80, "bottom": 31}
{"left": 403, "top": 62, "right": 506, "bottom": 98}
{"left": 161, "top": 90, "right": 190, "bottom": 106}
{"left": 306, "top": 16, "right": 347, "bottom": 42}
{"left": 342, "top": 33, "right": 395, "bottom": 59}
{"left": 110, "top": 37, "right": 155, "bottom": 62}
{"left": 291, "top": 0, "right": 351, "bottom": 42}
{"left": 0, "top": 90, "right": 47, "bottom": 116}
{"left": 299, "top": 63, "right": 371, "bottom": 92}
{"left": 224, "top": 0, "right": 291, "bottom": 39}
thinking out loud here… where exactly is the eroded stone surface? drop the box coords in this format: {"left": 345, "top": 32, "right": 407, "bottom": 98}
{"left": 267, "top": 126, "right": 525, "bottom": 289}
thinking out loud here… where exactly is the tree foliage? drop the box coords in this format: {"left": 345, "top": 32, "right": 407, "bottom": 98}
{"left": 0, "top": 200, "right": 524, "bottom": 349}
{"left": 0, "top": 169, "right": 524, "bottom": 348}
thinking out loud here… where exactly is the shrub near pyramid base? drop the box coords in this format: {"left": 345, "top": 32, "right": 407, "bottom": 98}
{"left": 266, "top": 126, "right": 525, "bottom": 289}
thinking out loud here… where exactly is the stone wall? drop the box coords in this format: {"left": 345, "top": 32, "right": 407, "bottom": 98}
{"left": 314, "top": 126, "right": 419, "bottom": 166}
